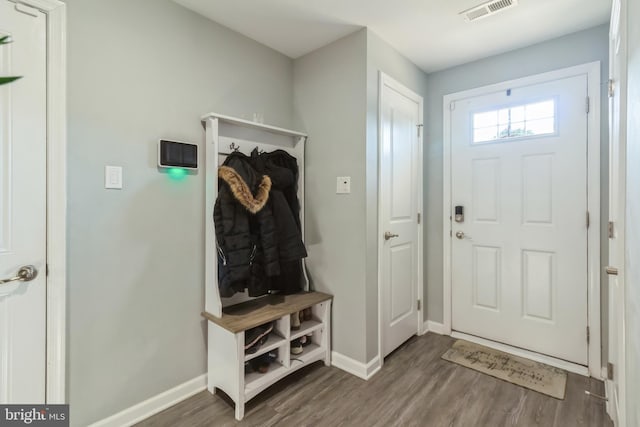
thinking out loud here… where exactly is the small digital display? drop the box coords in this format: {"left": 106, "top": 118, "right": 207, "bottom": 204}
{"left": 159, "top": 140, "right": 197, "bottom": 169}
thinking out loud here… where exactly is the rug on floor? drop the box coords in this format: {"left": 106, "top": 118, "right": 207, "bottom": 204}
{"left": 441, "top": 339, "right": 568, "bottom": 399}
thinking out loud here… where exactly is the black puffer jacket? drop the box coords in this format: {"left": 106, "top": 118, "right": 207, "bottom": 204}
{"left": 214, "top": 153, "right": 279, "bottom": 297}
{"left": 252, "top": 149, "right": 307, "bottom": 294}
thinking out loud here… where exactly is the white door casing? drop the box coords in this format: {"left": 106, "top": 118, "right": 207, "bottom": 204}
{"left": 0, "top": 0, "right": 47, "bottom": 403}
{"left": 443, "top": 63, "right": 601, "bottom": 376}
{"left": 379, "top": 73, "right": 423, "bottom": 358}
{"left": 606, "top": 0, "right": 627, "bottom": 424}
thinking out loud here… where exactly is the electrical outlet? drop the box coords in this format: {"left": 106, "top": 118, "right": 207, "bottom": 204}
{"left": 336, "top": 176, "right": 351, "bottom": 194}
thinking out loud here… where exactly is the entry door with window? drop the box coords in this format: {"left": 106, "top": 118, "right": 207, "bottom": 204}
{"left": 450, "top": 75, "right": 589, "bottom": 365}
{"left": 0, "top": 1, "right": 47, "bottom": 403}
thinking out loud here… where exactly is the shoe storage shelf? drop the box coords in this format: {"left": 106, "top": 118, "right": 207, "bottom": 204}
{"left": 201, "top": 113, "right": 332, "bottom": 421}
{"left": 203, "top": 292, "right": 332, "bottom": 420}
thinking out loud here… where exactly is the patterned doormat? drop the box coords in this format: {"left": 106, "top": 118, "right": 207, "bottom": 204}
{"left": 442, "top": 340, "right": 568, "bottom": 399}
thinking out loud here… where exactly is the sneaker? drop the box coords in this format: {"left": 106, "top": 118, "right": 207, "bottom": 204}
{"left": 302, "top": 307, "right": 313, "bottom": 322}
{"left": 301, "top": 334, "right": 313, "bottom": 347}
{"left": 291, "top": 312, "right": 301, "bottom": 330}
{"left": 291, "top": 338, "right": 303, "bottom": 355}
{"left": 244, "top": 323, "right": 273, "bottom": 354}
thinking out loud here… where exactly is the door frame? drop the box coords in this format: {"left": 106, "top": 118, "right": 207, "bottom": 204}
{"left": 10, "top": 0, "right": 68, "bottom": 403}
{"left": 377, "top": 72, "right": 425, "bottom": 368}
{"left": 442, "top": 62, "right": 602, "bottom": 378}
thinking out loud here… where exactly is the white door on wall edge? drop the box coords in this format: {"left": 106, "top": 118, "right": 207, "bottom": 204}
{"left": 450, "top": 74, "right": 589, "bottom": 365}
{"left": 380, "top": 74, "right": 422, "bottom": 357}
{"left": 0, "top": 1, "right": 47, "bottom": 403}
{"left": 607, "top": 0, "right": 627, "bottom": 423}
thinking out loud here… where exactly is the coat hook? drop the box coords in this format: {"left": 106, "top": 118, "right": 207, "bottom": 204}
{"left": 229, "top": 142, "right": 240, "bottom": 152}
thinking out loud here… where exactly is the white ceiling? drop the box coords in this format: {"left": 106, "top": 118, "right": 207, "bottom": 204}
{"left": 174, "top": 0, "right": 610, "bottom": 73}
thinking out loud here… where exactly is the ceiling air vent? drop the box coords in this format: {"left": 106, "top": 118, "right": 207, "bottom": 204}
{"left": 460, "top": 0, "right": 518, "bottom": 22}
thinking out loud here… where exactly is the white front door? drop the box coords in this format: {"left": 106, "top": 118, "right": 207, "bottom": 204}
{"left": 607, "top": 0, "right": 627, "bottom": 423}
{"left": 380, "top": 74, "right": 422, "bottom": 357}
{"left": 0, "top": 1, "right": 47, "bottom": 403}
{"left": 450, "top": 75, "right": 589, "bottom": 365}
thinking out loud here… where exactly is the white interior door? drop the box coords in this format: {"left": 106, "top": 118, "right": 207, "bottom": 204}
{"left": 450, "top": 75, "right": 589, "bottom": 365}
{"left": 380, "top": 75, "right": 422, "bottom": 357}
{"left": 0, "top": 1, "right": 47, "bottom": 403}
{"left": 607, "top": 0, "right": 627, "bottom": 423}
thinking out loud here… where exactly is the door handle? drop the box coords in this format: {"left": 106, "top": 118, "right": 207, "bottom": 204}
{"left": 606, "top": 266, "right": 619, "bottom": 276}
{"left": 455, "top": 231, "right": 465, "bottom": 240}
{"left": 384, "top": 231, "right": 399, "bottom": 241}
{"left": 0, "top": 265, "right": 38, "bottom": 285}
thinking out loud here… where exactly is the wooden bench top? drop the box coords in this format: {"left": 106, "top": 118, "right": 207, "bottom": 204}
{"left": 202, "top": 291, "right": 332, "bottom": 333}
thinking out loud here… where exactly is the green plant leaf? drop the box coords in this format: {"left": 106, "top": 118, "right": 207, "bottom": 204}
{"left": 0, "top": 76, "right": 22, "bottom": 86}
{"left": 0, "top": 35, "right": 11, "bottom": 45}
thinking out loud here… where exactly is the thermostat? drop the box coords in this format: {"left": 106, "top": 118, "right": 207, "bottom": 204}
{"left": 158, "top": 140, "right": 198, "bottom": 169}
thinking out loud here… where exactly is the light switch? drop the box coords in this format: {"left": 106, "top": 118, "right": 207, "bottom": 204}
{"left": 105, "top": 166, "right": 123, "bottom": 189}
{"left": 336, "top": 176, "right": 351, "bottom": 194}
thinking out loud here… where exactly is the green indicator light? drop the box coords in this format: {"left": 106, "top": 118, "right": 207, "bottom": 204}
{"left": 168, "top": 167, "right": 187, "bottom": 180}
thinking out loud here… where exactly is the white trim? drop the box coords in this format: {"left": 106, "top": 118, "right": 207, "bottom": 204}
{"left": 15, "top": 0, "right": 68, "bottom": 404}
{"left": 376, "top": 71, "right": 424, "bottom": 370}
{"left": 425, "top": 321, "right": 446, "bottom": 335}
{"left": 442, "top": 62, "right": 602, "bottom": 378}
{"left": 451, "top": 332, "right": 590, "bottom": 377}
{"left": 331, "top": 352, "right": 381, "bottom": 380}
{"left": 88, "top": 375, "right": 207, "bottom": 427}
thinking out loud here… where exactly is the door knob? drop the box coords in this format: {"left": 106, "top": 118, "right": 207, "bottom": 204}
{"left": 455, "top": 231, "right": 465, "bottom": 239}
{"left": 0, "top": 265, "right": 38, "bottom": 286}
{"left": 606, "top": 266, "right": 619, "bottom": 276}
{"left": 384, "top": 231, "right": 399, "bottom": 240}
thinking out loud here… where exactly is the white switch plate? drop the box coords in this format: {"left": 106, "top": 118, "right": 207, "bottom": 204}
{"left": 336, "top": 176, "right": 351, "bottom": 194}
{"left": 105, "top": 165, "right": 123, "bottom": 189}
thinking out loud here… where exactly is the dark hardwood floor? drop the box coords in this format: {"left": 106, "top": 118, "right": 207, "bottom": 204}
{"left": 136, "top": 333, "right": 612, "bottom": 427}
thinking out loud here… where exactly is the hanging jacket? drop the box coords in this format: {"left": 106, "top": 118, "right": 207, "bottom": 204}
{"left": 252, "top": 149, "right": 307, "bottom": 294}
{"left": 214, "top": 152, "right": 280, "bottom": 297}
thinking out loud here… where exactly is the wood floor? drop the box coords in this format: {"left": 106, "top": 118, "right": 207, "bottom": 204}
{"left": 136, "top": 333, "right": 612, "bottom": 427}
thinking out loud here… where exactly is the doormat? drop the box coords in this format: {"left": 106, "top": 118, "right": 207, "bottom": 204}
{"left": 441, "top": 340, "right": 567, "bottom": 399}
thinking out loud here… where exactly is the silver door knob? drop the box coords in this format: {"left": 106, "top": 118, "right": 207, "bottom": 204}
{"left": 0, "top": 265, "right": 38, "bottom": 285}
{"left": 606, "top": 266, "right": 619, "bottom": 276}
{"left": 384, "top": 231, "right": 399, "bottom": 240}
{"left": 455, "top": 231, "right": 465, "bottom": 239}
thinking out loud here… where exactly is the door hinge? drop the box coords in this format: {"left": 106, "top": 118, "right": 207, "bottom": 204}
{"left": 608, "top": 79, "right": 615, "bottom": 98}
{"left": 417, "top": 300, "right": 421, "bottom": 311}
{"left": 417, "top": 124, "right": 423, "bottom": 138}
{"left": 417, "top": 213, "right": 421, "bottom": 224}
{"left": 586, "top": 96, "right": 590, "bottom": 114}
{"left": 46, "top": 264, "right": 49, "bottom": 277}
{"left": 587, "top": 326, "right": 590, "bottom": 343}
{"left": 450, "top": 101, "right": 456, "bottom": 111}
{"left": 608, "top": 221, "right": 615, "bottom": 238}
{"left": 586, "top": 211, "right": 590, "bottom": 228}
{"left": 607, "top": 362, "right": 614, "bottom": 380}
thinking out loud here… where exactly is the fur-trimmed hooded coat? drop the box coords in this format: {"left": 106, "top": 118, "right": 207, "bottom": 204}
{"left": 214, "top": 153, "right": 279, "bottom": 297}
{"left": 214, "top": 151, "right": 307, "bottom": 297}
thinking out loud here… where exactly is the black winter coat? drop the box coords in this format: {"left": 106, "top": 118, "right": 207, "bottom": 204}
{"left": 214, "top": 153, "right": 279, "bottom": 297}
{"left": 213, "top": 150, "right": 307, "bottom": 297}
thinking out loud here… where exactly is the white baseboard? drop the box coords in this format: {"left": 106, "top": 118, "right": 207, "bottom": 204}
{"left": 89, "top": 374, "right": 207, "bottom": 427}
{"left": 425, "top": 321, "right": 446, "bottom": 335}
{"left": 331, "top": 351, "right": 381, "bottom": 380}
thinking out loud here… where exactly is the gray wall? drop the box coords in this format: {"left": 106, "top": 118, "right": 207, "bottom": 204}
{"left": 424, "top": 25, "right": 610, "bottom": 326}
{"left": 625, "top": 0, "right": 640, "bottom": 423}
{"left": 293, "top": 29, "right": 368, "bottom": 362}
{"left": 365, "top": 31, "right": 428, "bottom": 360}
{"left": 66, "top": 1, "right": 293, "bottom": 425}
{"left": 293, "top": 29, "right": 428, "bottom": 364}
